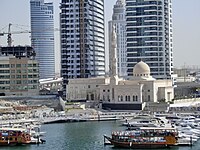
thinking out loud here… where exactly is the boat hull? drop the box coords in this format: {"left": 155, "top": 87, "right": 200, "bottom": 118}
{"left": 0, "top": 142, "right": 22, "bottom": 146}
{"left": 104, "top": 136, "right": 170, "bottom": 149}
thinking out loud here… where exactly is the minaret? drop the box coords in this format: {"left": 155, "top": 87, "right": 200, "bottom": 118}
{"left": 111, "top": 25, "right": 117, "bottom": 77}
{"left": 110, "top": 25, "right": 118, "bottom": 102}
{"left": 108, "top": 0, "right": 126, "bottom": 77}
{"left": 110, "top": 25, "right": 119, "bottom": 91}
{"left": 115, "top": 0, "right": 125, "bottom": 8}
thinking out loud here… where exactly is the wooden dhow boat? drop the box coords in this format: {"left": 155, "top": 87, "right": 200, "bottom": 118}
{"left": 104, "top": 127, "right": 178, "bottom": 149}
{"left": 0, "top": 127, "right": 31, "bottom": 146}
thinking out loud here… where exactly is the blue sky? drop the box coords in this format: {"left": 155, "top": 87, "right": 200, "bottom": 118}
{"left": 0, "top": 0, "right": 200, "bottom": 72}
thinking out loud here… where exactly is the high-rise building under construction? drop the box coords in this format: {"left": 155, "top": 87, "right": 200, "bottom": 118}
{"left": 60, "top": 0, "right": 105, "bottom": 98}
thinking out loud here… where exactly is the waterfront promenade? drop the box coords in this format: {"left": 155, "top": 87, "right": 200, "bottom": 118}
{"left": 0, "top": 110, "right": 134, "bottom": 125}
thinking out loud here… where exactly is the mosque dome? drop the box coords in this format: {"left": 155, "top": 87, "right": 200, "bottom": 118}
{"left": 133, "top": 61, "right": 150, "bottom": 77}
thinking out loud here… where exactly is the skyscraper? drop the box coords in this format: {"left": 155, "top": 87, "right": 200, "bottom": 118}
{"left": 60, "top": 0, "right": 105, "bottom": 98}
{"left": 126, "top": 0, "right": 173, "bottom": 79}
{"left": 109, "top": 0, "right": 126, "bottom": 77}
{"left": 30, "top": 0, "right": 55, "bottom": 79}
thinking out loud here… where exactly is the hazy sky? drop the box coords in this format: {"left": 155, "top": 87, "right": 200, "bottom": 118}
{"left": 0, "top": 0, "right": 200, "bottom": 72}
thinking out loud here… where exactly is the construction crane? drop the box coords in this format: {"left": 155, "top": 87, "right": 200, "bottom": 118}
{"left": 7, "top": 23, "right": 12, "bottom": 46}
{"left": 0, "top": 23, "right": 31, "bottom": 46}
{"left": 0, "top": 23, "right": 59, "bottom": 46}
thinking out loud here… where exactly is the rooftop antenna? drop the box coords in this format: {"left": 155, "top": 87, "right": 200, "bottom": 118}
{"left": 7, "top": 23, "right": 12, "bottom": 46}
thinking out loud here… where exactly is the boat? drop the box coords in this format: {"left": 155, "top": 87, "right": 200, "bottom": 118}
{"left": 177, "top": 133, "right": 197, "bottom": 146}
{"left": 104, "top": 127, "right": 178, "bottom": 149}
{"left": 0, "top": 127, "right": 31, "bottom": 146}
{"left": 0, "top": 123, "right": 46, "bottom": 145}
{"left": 122, "top": 114, "right": 154, "bottom": 126}
{"left": 123, "top": 120, "right": 159, "bottom": 128}
{"left": 122, "top": 114, "right": 172, "bottom": 129}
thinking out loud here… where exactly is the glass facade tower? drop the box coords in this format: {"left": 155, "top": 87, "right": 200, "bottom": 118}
{"left": 30, "top": 0, "right": 55, "bottom": 79}
{"left": 126, "top": 0, "right": 173, "bottom": 79}
{"left": 60, "top": 0, "right": 105, "bottom": 98}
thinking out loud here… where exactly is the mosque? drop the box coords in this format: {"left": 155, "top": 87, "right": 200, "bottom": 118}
{"left": 66, "top": 26, "right": 174, "bottom": 111}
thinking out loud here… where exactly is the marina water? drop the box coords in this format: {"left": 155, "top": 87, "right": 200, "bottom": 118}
{"left": 2, "top": 121, "right": 200, "bottom": 150}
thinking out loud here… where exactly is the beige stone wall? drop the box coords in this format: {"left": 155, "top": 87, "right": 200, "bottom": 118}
{"left": 67, "top": 77, "right": 106, "bottom": 101}
{"left": 66, "top": 75, "right": 174, "bottom": 105}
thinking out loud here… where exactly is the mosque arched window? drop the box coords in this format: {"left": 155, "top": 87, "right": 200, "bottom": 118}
{"left": 91, "top": 94, "right": 94, "bottom": 100}
{"left": 128, "top": 96, "right": 130, "bottom": 101}
{"left": 133, "top": 95, "right": 135, "bottom": 101}
{"left": 118, "top": 96, "right": 120, "bottom": 101}
{"left": 121, "top": 95, "right": 123, "bottom": 101}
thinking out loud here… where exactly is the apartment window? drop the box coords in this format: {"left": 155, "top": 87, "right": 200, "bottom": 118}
{"left": 0, "top": 64, "right": 9, "bottom": 68}
{"left": 16, "top": 75, "right": 21, "bottom": 78}
{"left": 16, "top": 80, "right": 21, "bottom": 84}
{"left": 10, "top": 81, "right": 15, "bottom": 84}
{"left": 22, "top": 80, "right": 28, "bottom": 84}
{"left": 22, "top": 70, "right": 27, "bottom": 73}
{"left": 16, "top": 64, "right": 21, "bottom": 68}
{"left": 17, "top": 70, "right": 21, "bottom": 73}
{"left": 0, "top": 70, "right": 10, "bottom": 73}
{"left": 33, "top": 64, "right": 37, "bottom": 67}
{"left": 21, "top": 64, "right": 27, "bottom": 68}
{"left": 23, "top": 75, "right": 27, "bottom": 78}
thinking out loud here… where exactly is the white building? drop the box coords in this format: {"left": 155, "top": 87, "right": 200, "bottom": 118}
{"left": 126, "top": 0, "right": 173, "bottom": 80}
{"left": 66, "top": 26, "right": 174, "bottom": 110}
{"left": 67, "top": 61, "right": 174, "bottom": 110}
{"left": 30, "top": 0, "right": 55, "bottom": 79}
{"left": 109, "top": 0, "right": 126, "bottom": 77}
{"left": 60, "top": 0, "right": 105, "bottom": 98}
